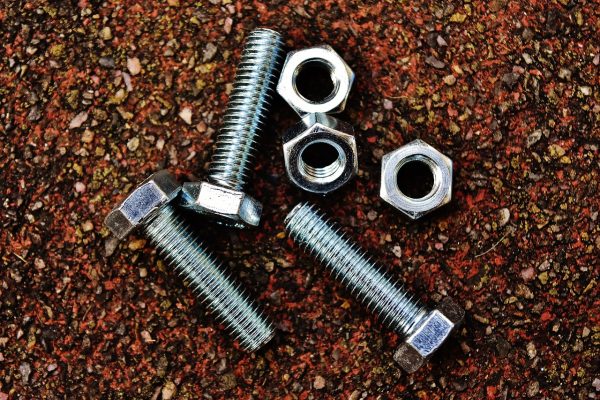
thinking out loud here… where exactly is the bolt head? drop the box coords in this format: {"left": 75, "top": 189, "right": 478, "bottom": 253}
{"left": 180, "top": 181, "right": 262, "bottom": 228}
{"left": 394, "top": 298, "right": 464, "bottom": 373}
{"left": 104, "top": 170, "right": 181, "bottom": 240}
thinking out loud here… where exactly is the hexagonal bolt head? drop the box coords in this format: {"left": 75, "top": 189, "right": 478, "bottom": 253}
{"left": 277, "top": 45, "right": 355, "bottom": 116}
{"left": 394, "top": 298, "right": 465, "bottom": 373}
{"left": 380, "top": 139, "right": 453, "bottom": 219}
{"left": 104, "top": 170, "right": 181, "bottom": 240}
{"left": 283, "top": 113, "right": 358, "bottom": 194}
{"left": 180, "top": 181, "right": 262, "bottom": 228}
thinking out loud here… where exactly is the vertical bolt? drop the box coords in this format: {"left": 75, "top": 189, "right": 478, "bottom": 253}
{"left": 181, "top": 28, "right": 284, "bottom": 227}
{"left": 284, "top": 202, "right": 463, "bottom": 372}
{"left": 106, "top": 171, "right": 275, "bottom": 351}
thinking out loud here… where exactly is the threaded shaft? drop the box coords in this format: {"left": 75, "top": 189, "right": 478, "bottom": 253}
{"left": 208, "top": 28, "right": 284, "bottom": 191}
{"left": 285, "top": 203, "right": 429, "bottom": 337}
{"left": 143, "top": 204, "right": 275, "bottom": 351}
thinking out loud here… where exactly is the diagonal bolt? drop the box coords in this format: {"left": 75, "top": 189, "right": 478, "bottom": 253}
{"left": 284, "top": 202, "right": 464, "bottom": 372}
{"left": 105, "top": 170, "right": 275, "bottom": 351}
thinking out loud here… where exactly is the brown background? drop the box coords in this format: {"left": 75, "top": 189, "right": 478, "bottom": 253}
{"left": 1, "top": 0, "right": 598, "bottom": 399}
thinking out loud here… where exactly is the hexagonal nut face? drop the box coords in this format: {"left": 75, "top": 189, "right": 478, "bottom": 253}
{"left": 394, "top": 298, "right": 465, "bottom": 373}
{"left": 380, "top": 139, "right": 453, "bottom": 219}
{"left": 104, "top": 170, "right": 181, "bottom": 240}
{"left": 180, "top": 181, "right": 262, "bottom": 228}
{"left": 283, "top": 113, "right": 358, "bottom": 194}
{"left": 277, "top": 45, "right": 355, "bottom": 116}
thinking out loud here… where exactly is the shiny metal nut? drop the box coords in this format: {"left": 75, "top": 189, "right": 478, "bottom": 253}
{"left": 380, "top": 139, "right": 452, "bottom": 219}
{"left": 104, "top": 170, "right": 181, "bottom": 240}
{"left": 394, "top": 298, "right": 464, "bottom": 373}
{"left": 181, "top": 181, "right": 262, "bottom": 228}
{"left": 283, "top": 113, "right": 357, "bottom": 194}
{"left": 277, "top": 45, "right": 355, "bottom": 116}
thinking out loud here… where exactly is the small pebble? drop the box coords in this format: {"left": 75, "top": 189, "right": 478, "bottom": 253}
{"left": 99, "top": 27, "right": 112, "bottom": 41}
{"left": 313, "top": 375, "right": 326, "bottom": 390}
{"left": 520, "top": 267, "right": 535, "bottom": 281}
{"left": 74, "top": 182, "right": 86, "bottom": 193}
{"left": 127, "top": 57, "right": 141, "bottom": 75}
{"left": 443, "top": 74, "right": 456, "bottom": 85}
{"left": 81, "top": 129, "right": 94, "bottom": 143}
{"left": 82, "top": 220, "right": 94, "bottom": 232}
{"left": 425, "top": 55, "right": 445, "bottom": 69}
{"left": 161, "top": 381, "right": 177, "bottom": 400}
{"left": 179, "top": 107, "right": 193, "bottom": 125}
{"left": 498, "top": 208, "right": 510, "bottom": 226}
{"left": 127, "top": 137, "right": 140, "bottom": 151}
{"left": 99, "top": 57, "right": 115, "bottom": 68}
{"left": 69, "top": 111, "right": 88, "bottom": 129}
{"left": 19, "top": 362, "right": 31, "bottom": 384}
{"left": 203, "top": 43, "right": 218, "bottom": 62}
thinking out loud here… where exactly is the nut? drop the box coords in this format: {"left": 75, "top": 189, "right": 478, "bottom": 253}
{"left": 380, "top": 139, "right": 452, "bottom": 219}
{"left": 180, "top": 181, "right": 262, "bottom": 228}
{"left": 394, "top": 298, "right": 464, "bottom": 373}
{"left": 283, "top": 113, "right": 357, "bottom": 194}
{"left": 277, "top": 45, "right": 355, "bottom": 116}
{"left": 104, "top": 170, "right": 181, "bottom": 240}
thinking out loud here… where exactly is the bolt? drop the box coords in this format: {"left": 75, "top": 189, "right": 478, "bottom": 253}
{"left": 105, "top": 170, "right": 275, "bottom": 352}
{"left": 181, "top": 28, "right": 284, "bottom": 228}
{"left": 284, "top": 202, "right": 464, "bottom": 372}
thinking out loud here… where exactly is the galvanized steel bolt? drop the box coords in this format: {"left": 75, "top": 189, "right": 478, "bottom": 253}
{"left": 105, "top": 170, "right": 275, "bottom": 352}
{"left": 181, "top": 28, "right": 284, "bottom": 228}
{"left": 284, "top": 202, "right": 464, "bottom": 372}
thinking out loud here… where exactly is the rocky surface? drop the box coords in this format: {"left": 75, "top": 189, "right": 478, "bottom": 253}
{"left": 1, "top": 0, "right": 598, "bottom": 398}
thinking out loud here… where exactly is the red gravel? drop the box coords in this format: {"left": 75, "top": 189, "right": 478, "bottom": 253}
{"left": 1, "top": 0, "right": 599, "bottom": 399}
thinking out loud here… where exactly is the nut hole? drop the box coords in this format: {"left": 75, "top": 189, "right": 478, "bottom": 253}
{"left": 298, "top": 140, "right": 346, "bottom": 183}
{"left": 396, "top": 159, "right": 435, "bottom": 199}
{"left": 294, "top": 60, "right": 336, "bottom": 103}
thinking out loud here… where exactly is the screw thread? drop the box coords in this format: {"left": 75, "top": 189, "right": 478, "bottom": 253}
{"left": 208, "top": 28, "right": 284, "bottom": 191}
{"left": 285, "top": 203, "right": 429, "bottom": 337}
{"left": 144, "top": 204, "right": 275, "bottom": 351}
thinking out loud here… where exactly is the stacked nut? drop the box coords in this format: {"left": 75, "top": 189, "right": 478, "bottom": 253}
{"left": 277, "top": 45, "right": 358, "bottom": 194}
{"left": 104, "top": 29, "right": 463, "bottom": 373}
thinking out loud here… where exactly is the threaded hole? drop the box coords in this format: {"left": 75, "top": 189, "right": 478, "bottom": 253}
{"left": 298, "top": 141, "right": 345, "bottom": 182}
{"left": 295, "top": 60, "right": 336, "bottom": 103}
{"left": 396, "top": 159, "right": 435, "bottom": 199}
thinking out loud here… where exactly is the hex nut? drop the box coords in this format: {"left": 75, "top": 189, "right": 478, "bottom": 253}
{"left": 104, "top": 170, "right": 181, "bottom": 240}
{"left": 283, "top": 113, "right": 358, "bottom": 194}
{"left": 180, "top": 181, "right": 262, "bottom": 228}
{"left": 380, "top": 139, "right": 453, "bottom": 219}
{"left": 394, "top": 298, "right": 464, "bottom": 373}
{"left": 277, "top": 45, "right": 355, "bottom": 116}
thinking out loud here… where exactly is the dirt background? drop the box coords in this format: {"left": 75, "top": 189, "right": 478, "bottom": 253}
{"left": 1, "top": 0, "right": 599, "bottom": 399}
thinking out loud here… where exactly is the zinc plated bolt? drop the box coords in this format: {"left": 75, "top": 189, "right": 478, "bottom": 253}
{"left": 105, "top": 170, "right": 275, "bottom": 352}
{"left": 181, "top": 28, "right": 284, "bottom": 228}
{"left": 284, "top": 203, "right": 464, "bottom": 372}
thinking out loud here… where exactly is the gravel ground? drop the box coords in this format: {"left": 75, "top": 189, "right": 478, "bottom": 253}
{"left": 1, "top": 0, "right": 599, "bottom": 399}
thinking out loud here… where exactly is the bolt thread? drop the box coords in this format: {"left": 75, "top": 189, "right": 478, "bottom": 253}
{"left": 208, "top": 28, "right": 284, "bottom": 191}
{"left": 285, "top": 203, "right": 429, "bottom": 337}
{"left": 144, "top": 204, "right": 275, "bottom": 351}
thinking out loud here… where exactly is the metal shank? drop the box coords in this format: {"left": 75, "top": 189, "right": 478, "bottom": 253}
{"left": 144, "top": 204, "right": 275, "bottom": 351}
{"left": 284, "top": 203, "right": 428, "bottom": 337}
{"left": 207, "top": 28, "right": 284, "bottom": 191}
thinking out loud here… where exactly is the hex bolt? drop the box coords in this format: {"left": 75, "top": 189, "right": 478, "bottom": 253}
{"left": 181, "top": 28, "right": 284, "bottom": 228}
{"left": 105, "top": 171, "right": 275, "bottom": 352}
{"left": 284, "top": 202, "right": 464, "bottom": 372}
